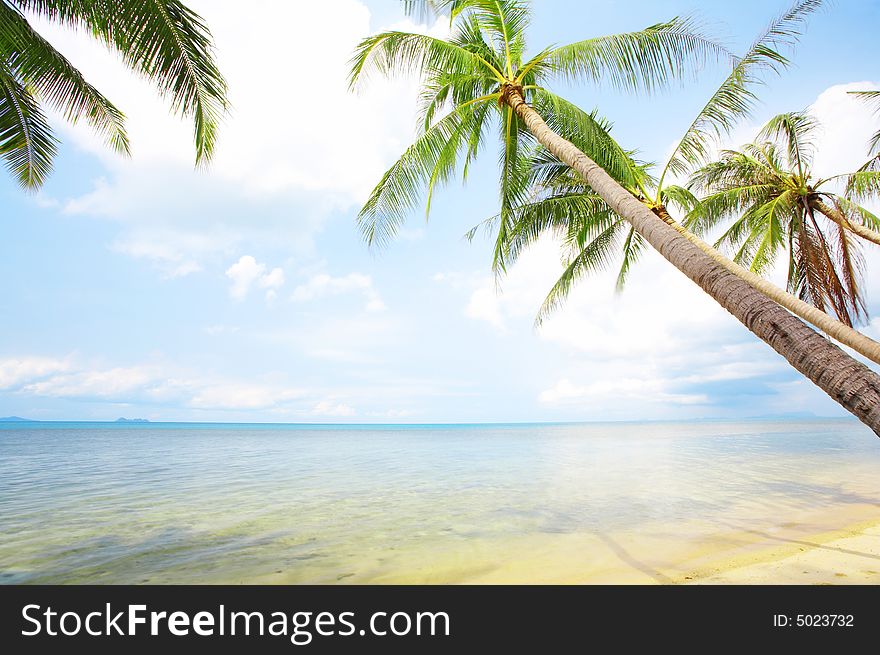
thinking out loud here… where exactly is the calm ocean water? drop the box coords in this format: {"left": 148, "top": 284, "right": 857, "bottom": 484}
{"left": 1, "top": 419, "right": 878, "bottom": 584}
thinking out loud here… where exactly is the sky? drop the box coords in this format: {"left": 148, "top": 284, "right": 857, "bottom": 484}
{"left": 1, "top": 0, "right": 879, "bottom": 423}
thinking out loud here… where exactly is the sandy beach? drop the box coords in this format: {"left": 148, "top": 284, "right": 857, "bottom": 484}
{"left": 334, "top": 504, "right": 880, "bottom": 585}
{"left": 251, "top": 511, "right": 880, "bottom": 585}
{"left": 683, "top": 518, "right": 880, "bottom": 585}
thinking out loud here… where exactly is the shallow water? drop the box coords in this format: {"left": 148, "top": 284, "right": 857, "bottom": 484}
{"left": 1, "top": 419, "right": 878, "bottom": 584}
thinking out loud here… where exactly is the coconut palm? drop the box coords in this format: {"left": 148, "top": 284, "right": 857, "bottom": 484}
{"left": 350, "top": 0, "right": 880, "bottom": 433}
{"left": 0, "top": 0, "right": 228, "bottom": 189}
{"left": 488, "top": 0, "right": 880, "bottom": 365}
{"left": 687, "top": 112, "right": 880, "bottom": 328}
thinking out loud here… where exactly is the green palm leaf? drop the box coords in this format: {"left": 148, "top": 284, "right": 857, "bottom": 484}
{"left": 0, "top": 1, "right": 129, "bottom": 155}
{"left": 532, "top": 89, "right": 645, "bottom": 190}
{"left": 758, "top": 111, "right": 817, "bottom": 174}
{"left": 0, "top": 60, "right": 56, "bottom": 188}
{"left": 358, "top": 102, "right": 488, "bottom": 247}
{"left": 835, "top": 196, "right": 880, "bottom": 232}
{"left": 496, "top": 192, "right": 614, "bottom": 265}
{"left": 349, "top": 30, "right": 504, "bottom": 89}
{"left": 658, "top": 0, "right": 822, "bottom": 186}
{"left": 615, "top": 225, "right": 647, "bottom": 291}
{"left": 545, "top": 16, "right": 731, "bottom": 93}
{"left": 12, "top": 0, "right": 228, "bottom": 165}
{"left": 536, "top": 219, "right": 626, "bottom": 324}
{"left": 687, "top": 109, "right": 875, "bottom": 325}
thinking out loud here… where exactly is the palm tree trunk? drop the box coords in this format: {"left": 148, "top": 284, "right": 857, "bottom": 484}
{"left": 651, "top": 207, "right": 880, "bottom": 365}
{"left": 811, "top": 197, "right": 880, "bottom": 247}
{"left": 502, "top": 85, "right": 880, "bottom": 435}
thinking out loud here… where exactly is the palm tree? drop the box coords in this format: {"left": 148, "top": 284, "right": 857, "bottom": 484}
{"left": 687, "top": 112, "right": 880, "bottom": 327}
{"left": 350, "top": 0, "right": 880, "bottom": 434}
{"left": 0, "top": 0, "right": 228, "bottom": 189}
{"left": 486, "top": 0, "right": 880, "bottom": 364}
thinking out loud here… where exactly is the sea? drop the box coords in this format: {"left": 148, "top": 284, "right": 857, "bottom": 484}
{"left": 1, "top": 418, "right": 878, "bottom": 584}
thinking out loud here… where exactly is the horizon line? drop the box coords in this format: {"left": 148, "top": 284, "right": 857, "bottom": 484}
{"left": 0, "top": 415, "right": 853, "bottom": 427}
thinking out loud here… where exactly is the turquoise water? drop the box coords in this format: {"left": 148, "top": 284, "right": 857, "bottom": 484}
{"left": 1, "top": 419, "right": 878, "bottom": 584}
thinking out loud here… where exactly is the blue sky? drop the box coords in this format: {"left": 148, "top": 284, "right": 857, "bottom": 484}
{"left": 1, "top": 0, "right": 879, "bottom": 422}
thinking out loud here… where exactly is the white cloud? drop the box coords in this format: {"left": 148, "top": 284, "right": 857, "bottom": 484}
{"left": 187, "top": 383, "right": 305, "bottom": 411}
{"left": 0, "top": 356, "right": 72, "bottom": 390}
{"left": 277, "top": 312, "right": 401, "bottom": 365}
{"left": 465, "top": 282, "right": 507, "bottom": 330}
{"left": 310, "top": 400, "right": 356, "bottom": 418}
{"left": 111, "top": 235, "right": 204, "bottom": 278}
{"left": 0, "top": 354, "right": 329, "bottom": 414}
{"left": 259, "top": 267, "right": 285, "bottom": 290}
{"left": 22, "top": 366, "right": 158, "bottom": 399}
{"left": 460, "top": 236, "right": 732, "bottom": 353}
{"left": 31, "top": 1, "right": 449, "bottom": 274}
{"left": 225, "top": 255, "right": 285, "bottom": 301}
{"left": 292, "top": 272, "right": 385, "bottom": 312}
{"left": 807, "top": 81, "right": 880, "bottom": 179}
{"left": 539, "top": 378, "right": 708, "bottom": 407}
{"left": 452, "top": 228, "right": 793, "bottom": 417}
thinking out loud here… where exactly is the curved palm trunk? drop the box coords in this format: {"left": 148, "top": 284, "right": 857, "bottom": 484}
{"left": 651, "top": 207, "right": 880, "bottom": 365}
{"left": 502, "top": 86, "right": 880, "bottom": 435}
{"left": 811, "top": 198, "right": 880, "bottom": 247}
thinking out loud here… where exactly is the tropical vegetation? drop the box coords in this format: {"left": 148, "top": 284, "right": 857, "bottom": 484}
{"left": 687, "top": 111, "right": 880, "bottom": 327}
{"left": 350, "top": 0, "right": 880, "bottom": 433}
{"left": 0, "top": 0, "right": 227, "bottom": 189}
{"left": 487, "top": 0, "right": 880, "bottom": 363}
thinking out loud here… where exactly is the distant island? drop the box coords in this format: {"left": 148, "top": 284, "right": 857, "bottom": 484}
{"left": 115, "top": 418, "right": 150, "bottom": 423}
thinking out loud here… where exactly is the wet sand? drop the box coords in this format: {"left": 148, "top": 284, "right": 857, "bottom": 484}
{"left": 684, "top": 518, "right": 880, "bottom": 585}
{"left": 255, "top": 506, "right": 880, "bottom": 585}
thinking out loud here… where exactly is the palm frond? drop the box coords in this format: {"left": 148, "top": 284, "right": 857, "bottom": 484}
{"left": 401, "top": 0, "right": 456, "bottom": 22}
{"left": 688, "top": 148, "right": 778, "bottom": 192}
{"left": 615, "top": 225, "right": 647, "bottom": 290}
{"left": 498, "top": 192, "right": 614, "bottom": 265}
{"left": 349, "top": 30, "right": 503, "bottom": 90}
{"left": 747, "top": 190, "right": 794, "bottom": 274}
{"left": 461, "top": 96, "right": 494, "bottom": 179}
{"left": 536, "top": 219, "right": 626, "bottom": 324}
{"left": 660, "top": 184, "right": 700, "bottom": 215}
{"left": 0, "top": 1, "right": 129, "bottom": 155}
{"left": 0, "top": 61, "right": 57, "bottom": 188}
{"left": 3, "top": 1, "right": 226, "bottom": 167}
{"left": 758, "top": 111, "right": 817, "bottom": 174}
{"left": 795, "top": 206, "right": 866, "bottom": 326}
{"left": 685, "top": 147, "right": 780, "bottom": 234}
{"left": 835, "top": 195, "right": 880, "bottom": 232}
{"left": 685, "top": 183, "right": 776, "bottom": 235}
{"left": 545, "top": 16, "right": 731, "bottom": 93}
{"left": 62, "top": 0, "right": 228, "bottom": 165}
{"left": 532, "top": 89, "right": 644, "bottom": 190}
{"left": 493, "top": 100, "right": 535, "bottom": 271}
{"left": 831, "top": 215, "right": 866, "bottom": 324}
{"left": 462, "top": 0, "right": 530, "bottom": 76}
{"left": 842, "top": 169, "right": 880, "bottom": 202}
{"left": 658, "top": 0, "right": 821, "bottom": 185}
{"left": 358, "top": 101, "right": 490, "bottom": 247}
